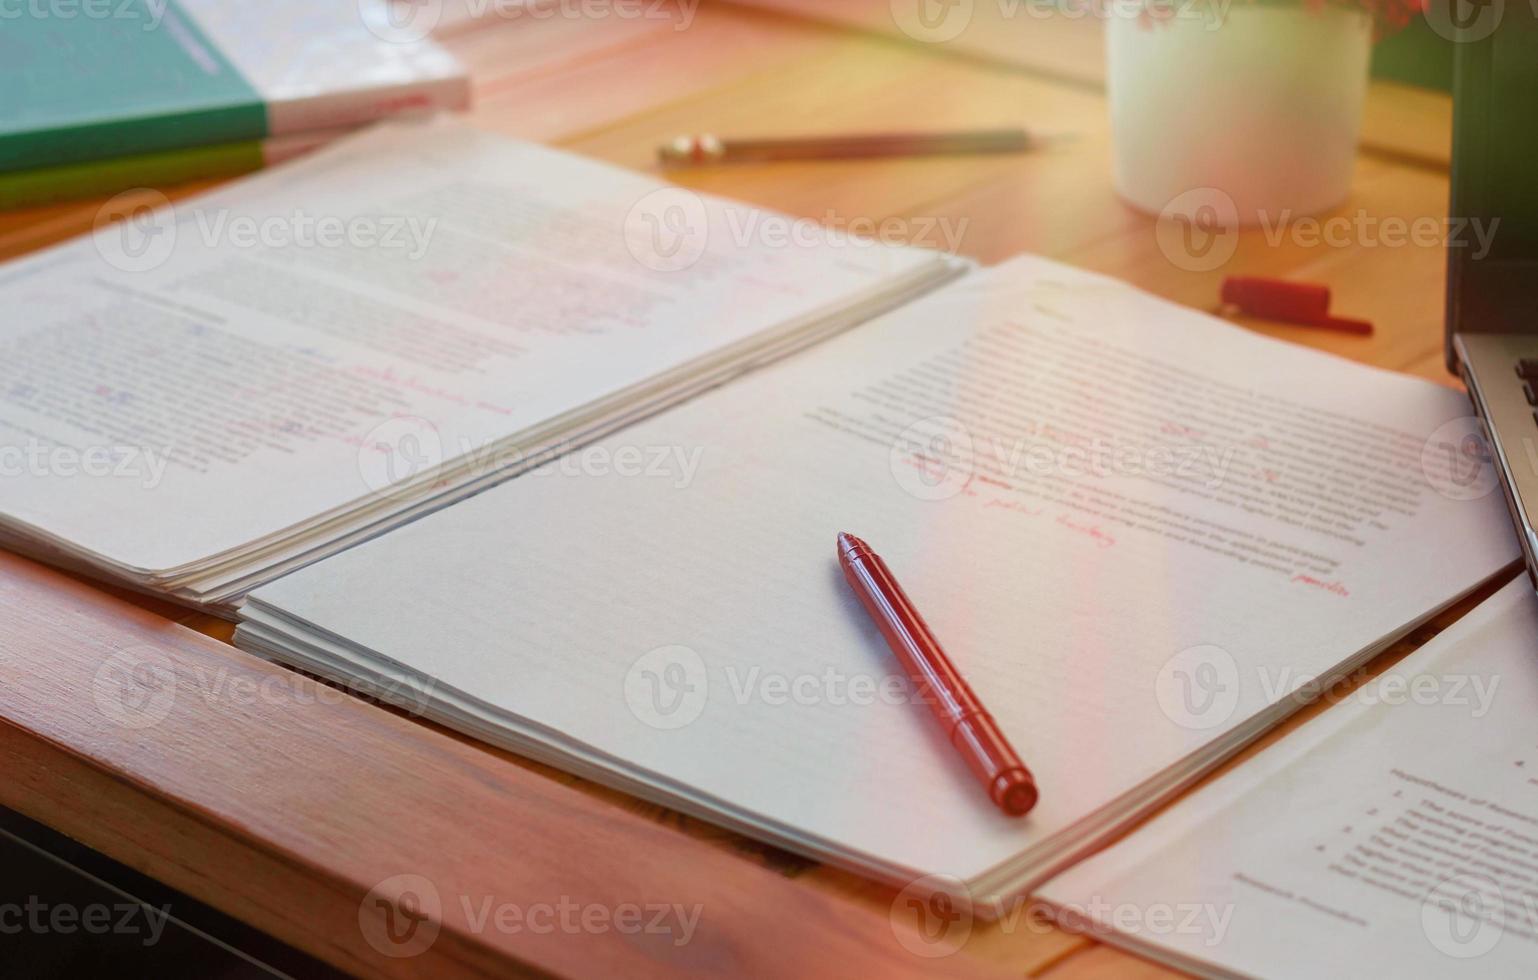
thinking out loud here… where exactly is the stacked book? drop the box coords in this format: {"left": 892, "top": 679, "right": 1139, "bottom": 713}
{"left": 1, "top": 0, "right": 468, "bottom": 207}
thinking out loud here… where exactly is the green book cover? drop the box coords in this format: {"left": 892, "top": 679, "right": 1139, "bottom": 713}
{"left": 0, "top": 138, "right": 265, "bottom": 210}
{"left": 0, "top": 1, "right": 467, "bottom": 175}
{"left": 0, "top": 0, "right": 266, "bottom": 172}
{"left": 0, "top": 128, "right": 346, "bottom": 211}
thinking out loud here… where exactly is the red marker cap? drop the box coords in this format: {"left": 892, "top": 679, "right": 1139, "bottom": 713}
{"left": 1219, "top": 276, "right": 1373, "bottom": 337}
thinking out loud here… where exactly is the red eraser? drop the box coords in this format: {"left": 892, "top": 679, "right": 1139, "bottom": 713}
{"left": 1220, "top": 276, "right": 1372, "bottom": 336}
{"left": 1221, "top": 276, "right": 1331, "bottom": 323}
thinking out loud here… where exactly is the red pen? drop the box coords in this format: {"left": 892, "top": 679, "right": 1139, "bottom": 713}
{"left": 837, "top": 532, "right": 1038, "bottom": 817}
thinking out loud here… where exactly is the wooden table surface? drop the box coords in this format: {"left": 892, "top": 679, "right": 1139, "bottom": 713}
{"left": 0, "top": 3, "right": 1486, "bottom": 977}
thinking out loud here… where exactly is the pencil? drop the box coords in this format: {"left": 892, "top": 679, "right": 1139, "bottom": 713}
{"left": 658, "top": 129, "right": 1032, "bottom": 166}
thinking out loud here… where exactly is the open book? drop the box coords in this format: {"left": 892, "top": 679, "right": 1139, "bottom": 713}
{"left": 0, "top": 119, "right": 958, "bottom": 608}
{"left": 232, "top": 248, "right": 1518, "bottom": 908}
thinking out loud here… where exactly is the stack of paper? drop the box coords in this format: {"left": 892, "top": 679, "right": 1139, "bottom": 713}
{"left": 1041, "top": 578, "right": 1538, "bottom": 978}
{"left": 235, "top": 256, "right": 1518, "bottom": 909}
{"left": 0, "top": 119, "right": 959, "bottom": 610}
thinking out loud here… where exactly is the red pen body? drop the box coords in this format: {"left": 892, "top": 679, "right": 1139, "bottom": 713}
{"left": 837, "top": 532, "right": 1038, "bottom": 817}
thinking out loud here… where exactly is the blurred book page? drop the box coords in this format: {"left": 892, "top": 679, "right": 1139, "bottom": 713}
{"left": 0, "top": 119, "right": 943, "bottom": 575}
{"left": 1041, "top": 578, "right": 1538, "bottom": 979}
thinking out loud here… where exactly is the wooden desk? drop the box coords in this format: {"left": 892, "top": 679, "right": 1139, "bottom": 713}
{"left": 0, "top": 4, "right": 1483, "bottom": 977}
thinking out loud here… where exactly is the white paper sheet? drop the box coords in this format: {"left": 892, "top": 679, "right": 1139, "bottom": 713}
{"left": 0, "top": 119, "right": 947, "bottom": 581}
{"left": 1041, "top": 577, "right": 1538, "bottom": 978}
{"left": 242, "top": 256, "right": 1518, "bottom": 895}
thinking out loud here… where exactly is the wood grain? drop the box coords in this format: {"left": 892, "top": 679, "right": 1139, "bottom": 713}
{"left": 0, "top": 3, "right": 1469, "bottom": 977}
{"left": 716, "top": 0, "right": 1452, "bottom": 166}
{"left": 0, "top": 550, "right": 1010, "bottom": 980}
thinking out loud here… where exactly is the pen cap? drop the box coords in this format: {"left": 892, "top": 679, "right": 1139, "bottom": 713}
{"left": 951, "top": 713, "right": 1038, "bottom": 817}
{"left": 990, "top": 771, "right": 1039, "bottom": 817}
{"left": 1220, "top": 276, "right": 1331, "bottom": 323}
